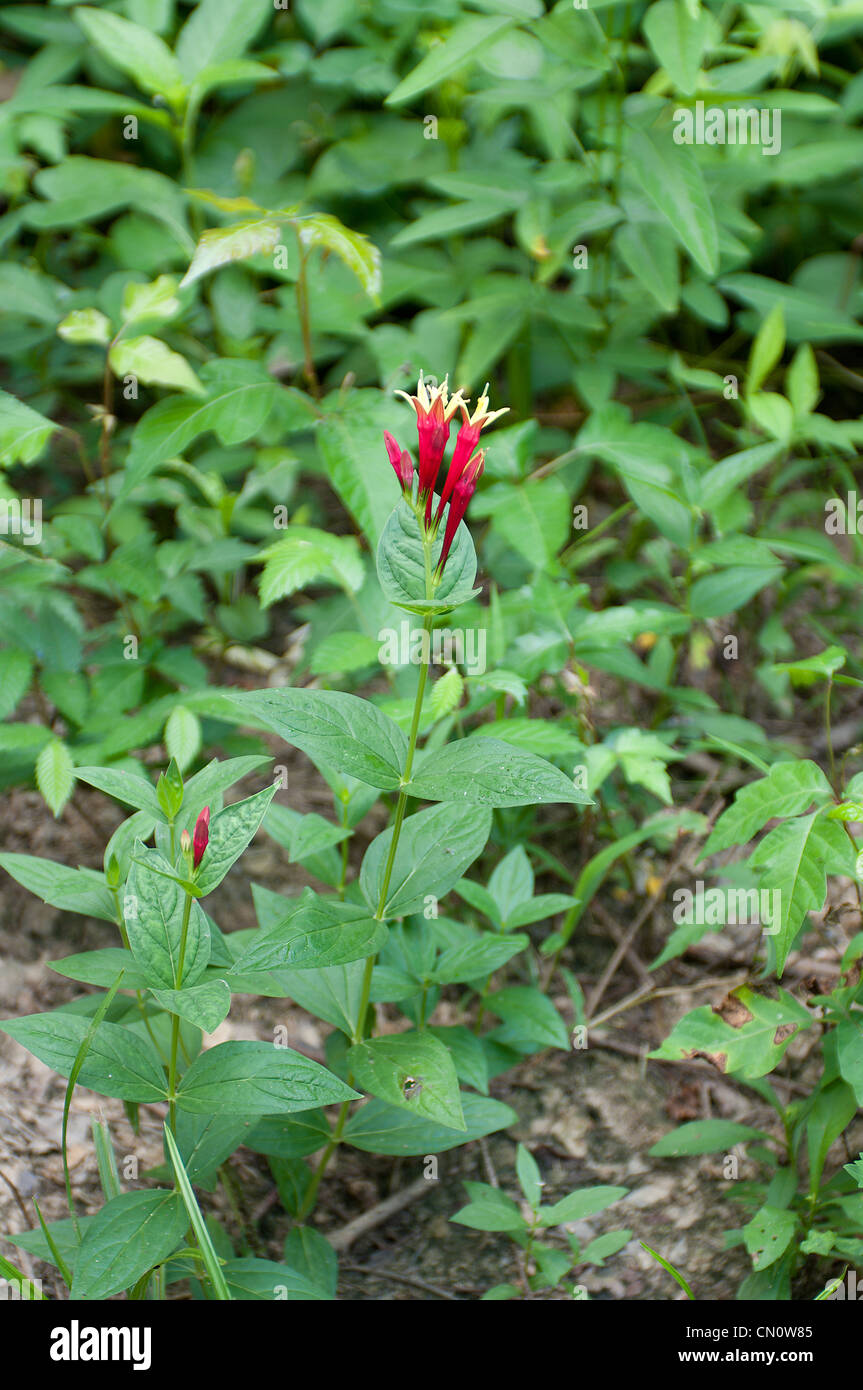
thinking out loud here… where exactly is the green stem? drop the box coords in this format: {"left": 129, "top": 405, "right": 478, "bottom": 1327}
{"left": 301, "top": 564, "right": 437, "bottom": 1217}
{"left": 168, "top": 893, "right": 194, "bottom": 1133}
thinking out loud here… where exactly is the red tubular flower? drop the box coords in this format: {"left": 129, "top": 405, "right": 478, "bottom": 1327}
{"left": 436, "top": 451, "right": 485, "bottom": 577}
{"left": 383, "top": 430, "right": 414, "bottom": 495}
{"left": 193, "top": 806, "right": 210, "bottom": 870}
{"left": 435, "top": 383, "right": 508, "bottom": 524}
{"left": 394, "top": 373, "right": 466, "bottom": 514}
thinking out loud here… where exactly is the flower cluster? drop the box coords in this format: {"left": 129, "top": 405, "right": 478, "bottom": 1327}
{"left": 384, "top": 373, "right": 508, "bottom": 577}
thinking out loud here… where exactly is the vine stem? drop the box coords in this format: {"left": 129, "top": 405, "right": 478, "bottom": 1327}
{"left": 168, "top": 893, "right": 194, "bottom": 1134}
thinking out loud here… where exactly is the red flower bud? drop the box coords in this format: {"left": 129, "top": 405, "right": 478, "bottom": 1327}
{"left": 383, "top": 430, "right": 414, "bottom": 494}
{"left": 436, "top": 452, "right": 484, "bottom": 577}
{"left": 193, "top": 806, "right": 210, "bottom": 869}
{"left": 435, "top": 384, "right": 508, "bottom": 525}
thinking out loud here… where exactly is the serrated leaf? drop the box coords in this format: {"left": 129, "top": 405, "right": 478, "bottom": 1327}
{"left": 109, "top": 336, "right": 204, "bottom": 395}
{"left": 35, "top": 738, "right": 75, "bottom": 817}
{"left": 164, "top": 705, "right": 202, "bottom": 773}
{"left": 703, "top": 760, "right": 833, "bottom": 855}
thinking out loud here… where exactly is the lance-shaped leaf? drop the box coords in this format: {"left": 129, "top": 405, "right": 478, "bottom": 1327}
{"left": 149, "top": 980, "right": 231, "bottom": 1034}
{"left": 74, "top": 765, "right": 163, "bottom": 817}
{"left": 179, "top": 216, "right": 287, "bottom": 289}
{"left": 125, "top": 844, "right": 210, "bottom": 988}
{"left": 175, "top": 1040, "right": 359, "bottom": 1114}
{"left": 348, "top": 1032, "right": 466, "bottom": 1130}
{"left": 360, "top": 803, "right": 492, "bottom": 918}
{"left": 294, "top": 213, "right": 381, "bottom": 301}
{"left": 406, "top": 736, "right": 591, "bottom": 808}
{"left": 0, "top": 1012, "right": 168, "bottom": 1103}
{"left": 71, "top": 1190, "right": 188, "bottom": 1300}
{"left": 228, "top": 688, "right": 408, "bottom": 790}
{"left": 230, "top": 890, "right": 388, "bottom": 973}
{"left": 0, "top": 853, "right": 115, "bottom": 922}
{"left": 193, "top": 782, "right": 278, "bottom": 896}
{"left": 343, "top": 1093, "right": 517, "bottom": 1155}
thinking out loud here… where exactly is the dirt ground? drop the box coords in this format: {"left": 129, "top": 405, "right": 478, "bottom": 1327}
{"left": 0, "top": 757, "right": 856, "bottom": 1301}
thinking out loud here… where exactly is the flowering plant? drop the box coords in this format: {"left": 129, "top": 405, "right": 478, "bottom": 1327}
{"left": 0, "top": 374, "right": 594, "bottom": 1302}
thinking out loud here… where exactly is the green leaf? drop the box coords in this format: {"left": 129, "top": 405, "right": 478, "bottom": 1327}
{"left": 485, "top": 985, "right": 569, "bottom": 1050}
{"left": 109, "top": 336, "right": 204, "bottom": 395}
{"left": 74, "top": 765, "right": 162, "bottom": 816}
{"left": 703, "top": 760, "right": 833, "bottom": 854}
{"left": 57, "top": 307, "right": 111, "bottom": 345}
{"left": 49, "top": 947, "right": 149, "bottom": 990}
{"left": 748, "top": 304, "right": 786, "bottom": 395}
{"left": 175, "top": 1112, "right": 257, "bottom": 1184}
{"left": 649, "top": 987, "right": 812, "bottom": 1078}
{"left": 164, "top": 705, "right": 202, "bottom": 773}
{"left": 193, "top": 782, "right": 279, "bottom": 896}
{"left": 0, "top": 648, "right": 32, "bottom": 719}
{"left": 258, "top": 527, "right": 364, "bottom": 606}
{"left": 348, "top": 1032, "right": 466, "bottom": 1130}
{"left": 0, "top": 1012, "right": 168, "bottom": 1102}
{"left": 150, "top": 980, "right": 231, "bottom": 1033}
{"left": 407, "top": 736, "right": 591, "bottom": 808}
{"left": 230, "top": 892, "right": 387, "bottom": 972}
{"left": 342, "top": 1093, "right": 516, "bottom": 1154}
{"left": 175, "top": 1040, "right": 359, "bottom": 1114}
{"left": 516, "top": 1143, "right": 543, "bottom": 1209}
{"left": 613, "top": 219, "right": 679, "bottom": 313}
{"left": 179, "top": 217, "right": 286, "bottom": 289}
{"left": 0, "top": 853, "right": 115, "bottom": 921}
{"left": 121, "top": 275, "right": 181, "bottom": 326}
{"left": 126, "top": 845, "right": 210, "bottom": 988}
{"left": 175, "top": 0, "right": 273, "bottom": 79}
{"left": 360, "top": 803, "right": 492, "bottom": 918}
{"left": 430, "top": 933, "right": 528, "bottom": 985}
{"left": 228, "top": 687, "right": 407, "bottom": 791}
{"left": 71, "top": 1189, "right": 187, "bottom": 1299}
{"left": 630, "top": 131, "right": 718, "bottom": 276}
{"left": 490, "top": 476, "right": 572, "bottom": 571}
{"left": 295, "top": 213, "right": 381, "bottom": 301}
{"left": 317, "top": 391, "right": 402, "bottom": 548}
{"left": 451, "top": 1181, "right": 526, "bottom": 1232}
{"left": 386, "top": 15, "right": 515, "bottom": 105}
{"left": 73, "top": 7, "right": 186, "bottom": 106}
{"left": 743, "top": 1206, "right": 797, "bottom": 1273}
{"left": 650, "top": 1120, "right": 770, "bottom": 1157}
{"left": 430, "top": 667, "right": 464, "bottom": 719}
{"left": 689, "top": 561, "right": 783, "bottom": 619}
{"left": 376, "top": 497, "right": 479, "bottom": 615}
{"left": 642, "top": 0, "right": 715, "bottom": 95}
{"left": 538, "top": 1186, "right": 628, "bottom": 1226}
{"left": 0, "top": 389, "right": 58, "bottom": 467}
{"left": 120, "top": 361, "right": 279, "bottom": 501}
{"left": 35, "top": 738, "right": 75, "bottom": 818}
{"left": 221, "top": 1257, "right": 326, "bottom": 1301}
{"left": 751, "top": 813, "right": 854, "bottom": 972}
